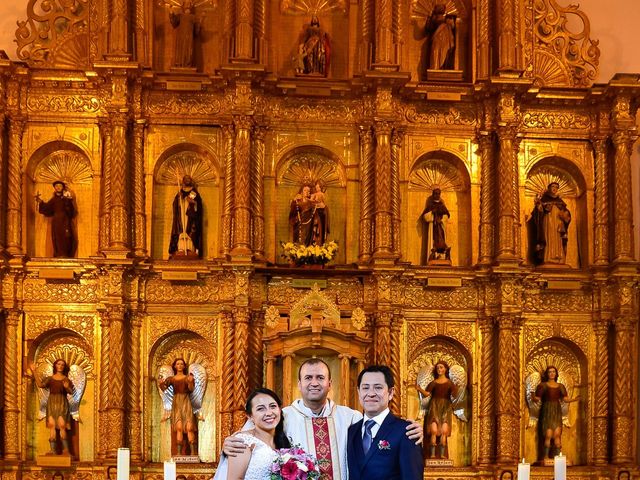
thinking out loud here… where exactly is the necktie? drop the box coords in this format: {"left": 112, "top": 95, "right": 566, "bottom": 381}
{"left": 362, "top": 419, "right": 375, "bottom": 454}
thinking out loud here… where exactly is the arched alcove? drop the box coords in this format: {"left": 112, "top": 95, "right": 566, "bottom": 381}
{"left": 25, "top": 141, "right": 97, "bottom": 258}
{"left": 523, "top": 156, "right": 588, "bottom": 268}
{"left": 147, "top": 330, "right": 216, "bottom": 462}
{"left": 524, "top": 337, "right": 588, "bottom": 465}
{"left": 271, "top": 145, "right": 349, "bottom": 264}
{"left": 151, "top": 143, "right": 221, "bottom": 260}
{"left": 406, "top": 150, "right": 472, "bottom": 266}
{"left": 407, "top": 335, "right": 472, "bottom": 466}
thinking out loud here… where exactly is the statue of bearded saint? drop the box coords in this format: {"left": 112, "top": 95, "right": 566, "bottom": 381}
{"left": 528, "top": 182, "right": 571, "bottom": 266}
{"left": 169, "top": 175, "right": 203, "bottom": 258}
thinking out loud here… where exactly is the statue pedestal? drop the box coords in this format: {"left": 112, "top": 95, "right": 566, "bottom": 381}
{"left": 425, "top": 458, "right": 454, "bottom": 467}
{"left": 426, "top": 69, "right": 463, "bottom": 82}
{"left": 172, "top": 455, "right": 201, "bottom": 463}
{"left": 36, "top": 454, "right": 72, "bottom": 467}
{"left": 542, "top": 458, "right": 573, "bottom": 467}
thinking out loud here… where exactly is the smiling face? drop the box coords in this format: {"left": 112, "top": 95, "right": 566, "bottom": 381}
{"left": 54, "top": 359, "right": 66, "bottom": 373}
{"left": 248, "top": 393, "right": 282, "bottom": 432}
{"left": 298, "top": 362, "right": 332, "bottom": 405}
{"left": 358, "top": 371, "right": 394, "bottom": 417}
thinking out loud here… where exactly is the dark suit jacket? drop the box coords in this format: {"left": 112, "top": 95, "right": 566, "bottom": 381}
{"left": 347, "top": 412, "right": 424, "bottom": 480}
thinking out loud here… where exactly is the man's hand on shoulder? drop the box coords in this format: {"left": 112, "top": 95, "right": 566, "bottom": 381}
{"left": 222, "top": 433, "right": 249, "bottom": 457}
{"left": 404, "top": 418, "right": 423, "bottom": 445}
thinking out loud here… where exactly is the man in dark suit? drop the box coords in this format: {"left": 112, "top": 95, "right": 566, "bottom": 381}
{"left": 347, "top": 365, "right": 424, "bottom": 480}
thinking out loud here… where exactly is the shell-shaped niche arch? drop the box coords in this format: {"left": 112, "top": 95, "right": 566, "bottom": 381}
{"left": 407, "top": 151, "right": 471, "bottom": 266}
{"left": 151, "top": 144, "right": 221, "bottom": 259}
{"left": 277, "top": 145, "right": 346, "bottom": 188}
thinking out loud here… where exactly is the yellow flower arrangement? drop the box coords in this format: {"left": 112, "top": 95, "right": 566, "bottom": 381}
{"left": 281, "top": 241, "right": 339, "bottom": 266}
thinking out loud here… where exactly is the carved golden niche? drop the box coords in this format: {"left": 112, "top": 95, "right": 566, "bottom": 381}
{"left": 523, "top": 338, "right": 587, "bottom": 465}
{"left": 147, "top": 331, "right": 216, "bottom": 463}
{"left": 407, "top": 335, "right": 471, "bottom": 466}
{"left": 406, "top": 150, "right": 472, "bottom": 267}
{"left": 522, "top": 155, "right": 589, "bottom": 269}
{"left": 26, "top": 140, "right": 98, "bottom": 258}
{"left": 270, "top": 145, "right": 349, "bottom": 263}
{"left": 27, "top": 331, "right": 95, "bottom": 462}
{"left": 150, "top": 141, "right": 222, "bottom": 260}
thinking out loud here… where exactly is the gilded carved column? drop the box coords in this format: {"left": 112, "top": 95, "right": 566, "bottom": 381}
{"left": 248, "top": 310, "right": 265, "bottom": 391}
{"left": 497, "top": 0, "right": 518, "bottom": 70}
{"left": 223, "top": 0, "right": 236, "bottom": 62}
{"left": 3, "top": 309, "right": 21, "bottom": 460}
{"left": 109, "top": 0, "right": 129, "bottom": 55}
{"left": 495, "top": 314, "right": 521, "bottom": 464}
{"left": 591, "top": 318, "right": 609, "bottom": 465}
{"left": 374, "top": 311, "right": 392, "bottom": 365}
{"left": 220, "top": 311, "right": 235, "bottom": 441}
{"left": 612, "top": 314, "right": 636, "bottom": 464}
{"left": 373, "top": 0, "right": 394, "bottom": 67}
{"left": 339, "top": 354, "right": 351, "bottom": 407}
{"left": 127, "top": 311, "right": 143, "bottom": 460}
{"left": 358, "top": 125, "right": 374, "bottom": 263}
{"left": 478, "top": 315, "right": 496, "bottom": 465}
{"left": 104, "top": 304, "right": 127, "bottom": 457}
{"left": 108, "top": 113, "right": 130, "bottom": 251}
{"left": 389, "top": 313, "right": 402, "bottom": 415}
{"left": 611, "top": 130, "right": 635, "bottom": 262}
{"left": 234, "top": 0, "right": 254, "bottom": 61}
{"left": 250, "top": 126, "right": 266, "bottom": 260}
{"left": 477, "top": 133, "right": 496, "bottom": 265}
{"left": 222, "top": 125, "right": 235, "bottom": 256}
{"left": 591, "top": 136, "right": 609, "bottom": 265}
{"left": 233, "top": 307, "right": 250, "bottom": 431}
{"left": 477, "top": 0, "right": 490, "bottom": 79}
{"left": 6, "top": 118, "right": 25, "bottom": 255}
{"left": 255, "top": 0, "right": 267, "bottom": 63}
{"left": 134, "top": 0, "right": 147, "bottom": 63}
{"left": 0, "top": 110, "right": 6, "bottom": 254}
{"left": 98, "top": 307, "right": 111, "bottom": 458}
{"left": 496, "top": 115, "right": 521, "bottom": 262}
{"left": 390, "top": 130, "right": 402, "bottom": 257}
{"left": 232, "top": 116, "right": 252, "bottom": 256}
{"left": 373, "top": 122, "right": 394, "bottom": 258}
{"left": 282, "top": 353, "right": 295, "bottom": 408}
{"left": 265, "top": 357, "right": 275, "bottom": 391}
{"left": 132, "top": 120, "right": 147, "bottom": 257}
{"left": 99, "top": 119, "right": 113, "bottom": 252}
{"left": 358, "top": 0, "right": 373, "bottom": 71}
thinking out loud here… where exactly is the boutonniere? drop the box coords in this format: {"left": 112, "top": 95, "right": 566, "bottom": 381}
{"left": 377, "top": 440, "right": 391, "bottom": 450}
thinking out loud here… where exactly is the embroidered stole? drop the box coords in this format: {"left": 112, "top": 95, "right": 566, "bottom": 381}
{"left": 292, "top": 404, "right": 341, "bottom": 480}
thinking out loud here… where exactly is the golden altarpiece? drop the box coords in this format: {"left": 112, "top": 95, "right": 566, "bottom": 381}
{"left": 0, "top": 0, "right": 638, "bottom": 478}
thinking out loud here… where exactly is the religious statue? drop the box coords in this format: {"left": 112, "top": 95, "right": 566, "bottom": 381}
{"left": 296, "top": 16, "right": 331, "bottom": 76}
{"left": 35, "top": 180, "right": 77, "bottom": 257}
{"left": 29, "top": 359, "right": 87, "bottom": 455}
{"left": 170, "top": 0, "right": 202, "bottom": 68}
{"left": 528, "top": 182, "right": 571, "bottom": 266}
{"left": 526, "top": 365, "right": 579, "bottom": 460}
{"left": 157, "top": 358, "right": 207, "bottom": 456}
{"left": 289, "top": 183, "right": 329, "bottom": 246}
{"left": 311, "top": 181, "right": 330, "bottom": 245}
{"left": 424, "top": 4, "right": 456, "bottom": 70}
{"left": 169, "top": 175, "right": 203, "bottom": 258}
{"left": 420, "top": 187, "right": 451, "bottom": 264}
{"left": 416, "top": 360, "right": 467, "bottom": 460}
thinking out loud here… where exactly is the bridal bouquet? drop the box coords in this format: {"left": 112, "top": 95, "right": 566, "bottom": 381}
{"left": 270, "top": 447, "right": 321, "bottom": 480}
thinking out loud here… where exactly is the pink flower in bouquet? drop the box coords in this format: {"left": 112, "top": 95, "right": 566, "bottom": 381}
{"left": 270, "top": 447, "right": 321, "bottom": 480}
{"left": 280, "top": 459, "right": 301, "bottom": 480}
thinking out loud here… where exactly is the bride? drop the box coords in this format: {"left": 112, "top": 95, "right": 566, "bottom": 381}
{"left": 215, "top": 388, "right": 291, "bottom": 479}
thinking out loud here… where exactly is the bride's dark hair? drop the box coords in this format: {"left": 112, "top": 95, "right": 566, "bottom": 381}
{"left": 245, "top": 388, "right": 291, "bottom": 449}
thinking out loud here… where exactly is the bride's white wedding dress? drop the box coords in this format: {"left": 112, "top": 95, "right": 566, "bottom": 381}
{"left": 212, "top": 432, "right": 279, "bottom": 480}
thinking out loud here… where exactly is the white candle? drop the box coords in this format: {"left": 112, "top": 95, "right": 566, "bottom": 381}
{"left": 517, "top": 458, "right": 530, "bottom": 480}
{"left": 554, "top": 453, "right": 567, "bottom": 480}
{"left": 164, "top": 460, "right": 177, "bottom": 480}
{"left": 117, "top": 448, "right": 130, "bottom": 480}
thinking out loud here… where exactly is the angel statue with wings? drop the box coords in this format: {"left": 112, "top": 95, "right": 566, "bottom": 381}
{"left": 416, "top": 360, "right": 467, "bottom": 460}
{"left": 29, "top": 358, "right": 87, "bottom": 455}
{"left": 525, "top": 365, "right": 579, "bottom": 460}
{"left": 157, "top": 358, "right": 207, "bottom": 456}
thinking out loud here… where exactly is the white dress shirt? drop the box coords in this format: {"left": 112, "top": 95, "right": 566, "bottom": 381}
{"left": 361, "top": 407, "right": 390, "bottom": 439}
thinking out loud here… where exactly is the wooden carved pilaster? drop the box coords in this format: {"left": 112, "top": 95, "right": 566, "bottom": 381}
{"left": 223, "top": 0, "right": 236, "bottom": 63}
{"left": 612, "top": 315, "right": 636, "bottom": 464}
{"left": 234, "top": 0, "right": 254, "bottom": 61}
{"left": 495, "top": 314, "right": 521, "bottom": 464}
{"left": 477, "top": 133, "right": 496, "bottom": 265}
{"left": 109, "top": 0, "right": 130, "bottom": 55}
{"left": 3, "top": 309, "right": 21, "bottom": 460}
{"left": 134, "top": 0, "right": 147, "bottom": 63}
{"left": 265, "top": 357, "right": 276, "bottom": 391}
{"left": 477, "top": 0, "right": 490, "bottom": 79}
{"left": 233, "top": 307, "right": 250, "bottom": 431}
{"left": 389, "top": 313, "right": 402, "bottom": 415}
{"left": 591, "top": 318, "right": 610, "bottom": 465}
{"left": 358, "top": 0, "right": 373, "bottom": 71}
{"left": 497, "top": 0, "right": 519, "bottom": 71}
{"left": 282, "top": 353, "right": 295, "bottom": 407}
{"left": 374, "top": 311, "right": 392, "bottom": 365}
{"left": 611, "top": 130, "right": 635, "bottom": 262}
{"left": 220, "top": 311, "right": 235, "bottom": 441}
{"left": 97, "top": 307, "right": 111, "bottom": 458}
{"left": 358, "top": 125, "right": 375, "bottom": 263}
{"left": 132, "top": 120, "right": 147, "bottom": 257}
{"left": 250, "top": 126, "right": 266, "bottom": 259}
{"left": 373, "top": 0, "right": 395, "bottom": 68}
{"left": 255, "top": 0, "right": 267, "bottom": 64}
{"left": 0, "top": 111, "right": 6, "bottom": 254}
{"left": 478, "top": 315, "right": 496, "bottom": 465}
{"left": 108, "top": 113, "right": 131, "bottom": 251}
{"left": 99, "top": 119, "right": 113, "bottom": 253}
{"left": 496, "top": 121, "right": 521, "bottom": 262}
{"left": 591, "top": 136, "right": 609, "bottom": 265}
{"left": 232, "top": 116, "right": 252, "bottom": 256}
{"left": 222, "top": 124, "right": 235, "bottom": 257}
{"left": 338, "top": 354, "right": 351, "bottom": 407}
{"left": 248, "top": 310, "right": 265, "bottom": 391}
{"left": 373, "top": 122, "right": 394, "bottom": 258}
{"left": 104, "top": 304, "right": 127, "bottom": 458}
{"left": 127, "top": 310, "right": 143, "bottom": 460}
{"left": 6, "top": 118, "right": 25, "bottom": 255}
{"left": 390, "top": 130, "right": 403, "bottom": 258}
